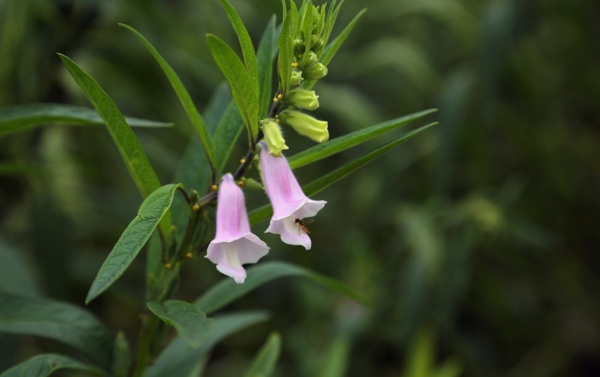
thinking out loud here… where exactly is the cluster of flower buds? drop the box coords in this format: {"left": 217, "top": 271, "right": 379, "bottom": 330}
{"left": 207, "top": 143, "right": 326, "bottom": 283}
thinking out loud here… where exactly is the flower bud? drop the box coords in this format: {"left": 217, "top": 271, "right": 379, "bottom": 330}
{"left": 278, "top": 110, "right": 329, "bottom": 143}
{"left": 310, "top": 36, "right": 324, "bottom": 52}
{"left": 293, "top": 39, "right": 305, "bottom": 55}
{"left": 290, "top": 70, "right": 304, "bottom": 86}
{"left": 260, "top": 118, "right": 288, "bottom": 157}
{"left": 302, "top": 62, "right": 328, "bottom": 80}
{"left": 285, "top": 89, "right": 319, "bottom": 110}
{"left": 301, "top": 52, "right": 318, "bottom": 68}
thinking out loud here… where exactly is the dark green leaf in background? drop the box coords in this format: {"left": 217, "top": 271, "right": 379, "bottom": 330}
{"left": 86, "top": 183, "right": 182, "bottom": 304}
{"left": 277, "top": 1, "right": 297, "bottom": 95}
{"left": 111, "top": 332, "right": 131, "bottom": 377}
{"left": 0, "top": 353, "right": 105, "bottom": 377}
{"left": 147, "top": 300, "right": 214, "bottom": 348}
{"left": 0, "top": 293, "right": 113, "bottom": 370}
{"left": 242, "top": 332, "right": 281, "bottom": 377}
{"left": 256, "top": 16, "right": 277, "bottom": 119}
{"left": 0, "top": 103, "right": 172, "bottom": 137}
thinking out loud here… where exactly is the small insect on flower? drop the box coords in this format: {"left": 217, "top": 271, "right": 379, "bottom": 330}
{"left": 295, "top": 218, "right": 313, "bottom": 235}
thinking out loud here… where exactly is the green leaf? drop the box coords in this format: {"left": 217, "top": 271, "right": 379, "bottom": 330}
{"left": 119, "top": 24, "right": 217, "bottom": 170}
{"left": 207, "top": 34, "right": 260, "bottom": 142}
{"left": 288, "top": 109, "right": 437, "bottom": 169}
{"left": 147, "top": 300, "right": 214, "bottom": 348}
{"left": 249, "top": 123, "right": 437, "bottom": 225}
{"left": 146, "top": 312, "right": 269, "bottom": 377}
{"left": 111, "top": 332, "right": 131, "bottom": 377}
{"left": 256, "top": 16, "right": 277, "bottom": 119}
{"left": 303, "top": 8, "right": 367, "bottom": 91}
{"left": 219, "top": 0, "right": 259, "bottom": 96}
{"left": 86, "top": 183, "right": 182, "bottom": 304}
{"left": 318, "top": 335, "right": 351, "bottom": 377}
{"left": 0, "top": 240, "right": 41, "bottom": 297}
{"left": 277, "top": 1, "right": 297, "bottom": 94}
{"left": 58, "top": 54, "right": 162, "bottom": 201}
{"left": 0, "top": 353, "right": 105, "bottom": 377}
{"left": 0, "top": 293, "right": 113, "bottom": 369}
{"left": 214, "top": 100, "right": 244, "bottom": 174}
{"left": 243, "top": 332, "right": 281, "bottom": 377}
{"left": 0, "top": 103, "right": 172, "bottom": 137}
{"left": 195, "top": 262, "right": 370, "bottom": 315}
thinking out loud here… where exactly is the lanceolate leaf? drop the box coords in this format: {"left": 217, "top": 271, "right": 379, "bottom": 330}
{"left": 147, "top": 312, "right": 269, "bottom": 377}
{"left": 86, "top": 183, "right": 182, "bottom": 304}
{"left": 277, "top": 2, "right": 296, "bottom": 95}
{"left": 119, "top": 24, "right": 217, "bottom": 170}
{"left": 147, "top": 300, "right": 214, "bottom": 348}
{"left": 219, "top": 0, "right": 259, "bottom": 95}
{"left": 195, "top": 262, "right": 370, "bottom": 315}
{"left": 249, "top": 123, "right": 438, "bottom": 225}
{"left": 242, "top": 332, "right": 281, "bottom": 377}
{"left": 0, "top": 354, "right": 105, "bottom": 377}
{"left": 288, "top": 109, "right": 437, "bottom": 169}
{"left": 0, "top": 293, "right": 112, "bottom": 369}
{"left": 207, "top": 34, "right": 260, "bottom": 141}
{"left": 214, "top": 100, "right": 244, "bottom": 173}
{"left": 256, "top": 16, "right": 277, "bottom": 119}
{"left": 58, "top": 54, "right": 162, "bottom": 201}
{"left": 0, "top": 103, "right": 172, "bottom": 137}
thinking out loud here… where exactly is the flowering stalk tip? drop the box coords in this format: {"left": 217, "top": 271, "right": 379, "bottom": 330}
{"left": 206, "top": 174, "right": 269, "bottom": 283}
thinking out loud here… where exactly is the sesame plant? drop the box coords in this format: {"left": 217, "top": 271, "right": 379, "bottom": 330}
{"left": 0, "top": 1, "right": 436, "bottom": 376}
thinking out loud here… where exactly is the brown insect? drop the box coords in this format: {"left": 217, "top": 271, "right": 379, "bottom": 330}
{"left": 295, "top": 218, "right": 313, "bottom": 235}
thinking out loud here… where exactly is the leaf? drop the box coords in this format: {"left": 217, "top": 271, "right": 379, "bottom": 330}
{"left": 256, "top": 16, "right": 277, "bottom": 119}
{"left": 147, "top": 300, "right": 214, "bottom": 348}
{"left": 207, "top": 34, "right": 260, "bottom": 141}
{"left": 0, "top": 353, "right": 105, "bottom": 377}
{"left": 288, "top": 109, "right": 437, "bottom": 169}
{"left": 0, "top": 240, "right": 41, "bottom": 297}
{"left": 219, "top": 0, "right": 259, "bottom": 96}
{"left": 111, "top": 332, "right": 131, "bottom": 377}
{"left": 146, "top": 312, "right": 269, "bottom": 377}
{"left": 242, "top": 332, "right": 281, "bottom": 377}
{"left": 0, "top": 103, "right": 172, "bottom": 137}
{"left": 318, "top": 335, "right": 351, "bottom": 377}
{"left": 214, "top": 100, "right": 244, "bottom": 174}
{"left": 0, "top": 293, "right": 113, "bottom": 369}
{"left": 195, "top": 262, "right": 370, "bottom": 315}
{"left": 58, "top": 54, "right": 162, "bottom": 201}
{"left": 249, "top": 123, "right": 438, "bottom": 225}
{"left": 277, "top": 1, "right": 297, "bottom": 94}
{"left": 119, "top": 24, "right": 217, "bottom": 170}
{"left": 86, "top": 183, "right": 181, "bottom": 304}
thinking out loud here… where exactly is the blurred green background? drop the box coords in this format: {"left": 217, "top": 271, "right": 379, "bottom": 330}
{"left": 1, "top": 0, "right": 599, "bottom": 376}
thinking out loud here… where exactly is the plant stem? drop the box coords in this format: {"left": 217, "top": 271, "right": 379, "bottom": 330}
{"left": 131, "top": 312, "right": 160, "bottom": 377}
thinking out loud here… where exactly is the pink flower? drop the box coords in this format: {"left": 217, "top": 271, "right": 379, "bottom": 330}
{"left": 206, "top": 174, "right": 269, "bottom": 283}
{"left": 259, "top": 142, "right": 326, "bottom": 250}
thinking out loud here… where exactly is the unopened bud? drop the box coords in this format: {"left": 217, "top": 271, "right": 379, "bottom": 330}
{"left": 293, "top": 39, "right": 305, "bottom": 55}
{"left": 260, "top": 118, "right": 289, "bottom": 157}
{"left": 278, "top": 110, "right": 329, "bottom": 143}
{"left": 302, "top": 62, "right": 328, "bottom": 80}
{"left": 286, "top": 89, "right": 319, "bottom": 110}
{"left": 310, "top": 36, "right": 324, "bottom": 52}
{"left": 291, "top": 70, "right": 304, "bottom": 86}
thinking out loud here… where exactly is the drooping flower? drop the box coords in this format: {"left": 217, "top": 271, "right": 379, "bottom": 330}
{"left": 261, "top": 118, "right": 288, "bottom": 157}
{"left": 206, "top": 174, "right": 269, "bottom": 283}
{"left": 259, "top": 142, "right": 326, "bottom": 250}
{"left": 278, "top": 110, "right": 329, "bottom": 143}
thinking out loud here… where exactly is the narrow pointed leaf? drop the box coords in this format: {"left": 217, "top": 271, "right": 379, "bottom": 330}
{"left": 0, "top": 103, "right": 172, "bottom": 137}
{"left": 0, "top": 293, "right": 112, "bottom": 369}
{"left": 243, "top": 332, "right": 281, "bottom": 377}
{"left": 214, "top": 100, "right": 244, "bottom": 173}
{"left": 219, "top": 0, "right": 259, "bottom": 95}
{"left": 303, "top": 8, "right": 367, "bottom": 90}
{"left": 147, "top": 312, "right": 269, "bottom": 377}
{"left": 86, "top": 183, "right": 182, "bottom": 304}
{"left": 119, "top": 24, "right": 216, "bottom": 169}
{"left": 112, "top": 332, "right": 131, "bottom": 377}
{"left": 207, "top": 34, "right": 260, "bottom": 139}
{"left": 147, "top": 300, "right": 214, "bottom": 349}
{"left": 0, "top": 354, "right": 105, "bottom": 377}
{"left": 195, "top": 262, "right": 370, "bottom": 315}
{"left": 288, "top": 109, "right": 437, "bottom": 169}
{"left": 249, "top": 123, "right": 438, "bottom": 225}
{"left": 257, "top": 16, "right": 277, "bottom": 119}
{"left": 277, "top": 3, "right": 296, "bottom": 94}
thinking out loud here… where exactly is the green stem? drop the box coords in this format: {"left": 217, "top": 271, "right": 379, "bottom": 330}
{"left": 131, "top": 312, "right": 160, "bottom": 377}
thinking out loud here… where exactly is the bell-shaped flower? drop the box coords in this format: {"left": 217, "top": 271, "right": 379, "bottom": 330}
{"left": 261, "top": 118, "right": 288, "bottom": 157}
{"left": 206, "top": 174, "right": 269, "bottom": 283}
{"left": 278, "top": 110, "right": 329, "bottom": 143}
{"left": 259, "top": 142, "right": 326, "bottom": 249}
{"left": 286, "top": 89, "right": 319, "bottom": 110}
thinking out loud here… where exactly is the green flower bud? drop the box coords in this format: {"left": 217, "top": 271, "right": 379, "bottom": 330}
{"left": 302, "top": 62, "right": 328, "bottom": 80}
{"left": 285, "top": 89, "right": 319, "bottom": 110}
{"left": 293, "top": 39, "right": 305, "bottom": 55}
{"left": 260, "top": 118, "right": 289, "bottom": 157}
{"left": 310, "top": 36, "right": 324, "bottom": 52}
{"left": 278, "top": 110, "right": 329, "bottom": 143}
{"left": 290, "top": 70, "right": 304, "bottom": 86}
{"left": 301, "top": 51, "right": 318, "bottom": 68}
